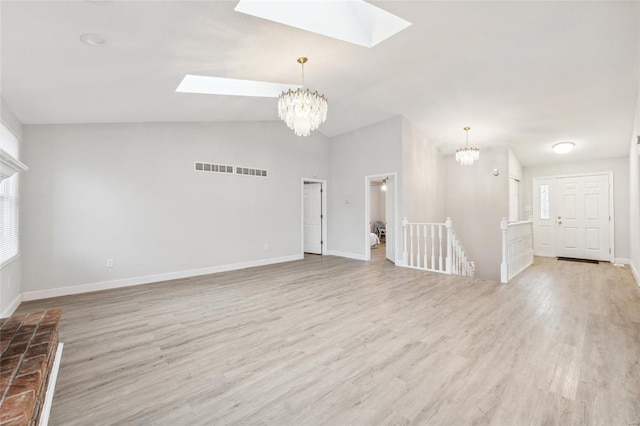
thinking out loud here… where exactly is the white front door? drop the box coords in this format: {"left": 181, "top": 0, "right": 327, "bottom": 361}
{"left": 533, "top": 178, "right": 556, "bottom": 257}
{"left": 303, "top": 182, "right": 322, "bottom": 254}
{"left": 385, "top": 176, "right": 395, "bottom": 263}
{"left": 556, "top": 175, "right": 610, "bottom": 261}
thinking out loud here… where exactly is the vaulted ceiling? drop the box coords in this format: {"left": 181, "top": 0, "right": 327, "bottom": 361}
{"left": 1, "top": 1, "right": 638, "bottom": 166}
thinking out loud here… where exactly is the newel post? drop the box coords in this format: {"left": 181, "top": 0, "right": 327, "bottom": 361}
{"left": 445, "top": 217, "right": 453, "bottom": 274}
{"left": 402, "top": 217, "right": 408, "bottom": 266}
{"left": 500, "top": 217, "right": 508, "bottom": 284}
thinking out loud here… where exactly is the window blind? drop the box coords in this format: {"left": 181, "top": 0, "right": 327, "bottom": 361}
{"left": 0, "top": 173, "right": 19, "bottom": 265}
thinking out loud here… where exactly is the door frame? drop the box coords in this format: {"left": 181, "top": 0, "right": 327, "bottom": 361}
{"left": 532, "top": 171, "right": 614, "bottom": 261}
{"left": 301, "top": 178, "right": 327, "bottom": 256}
{"left": 364, "top": 172, "right": 398, "bottom": 262}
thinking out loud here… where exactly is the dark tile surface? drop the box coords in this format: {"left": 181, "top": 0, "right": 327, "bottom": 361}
{"left": 0, "top": 309, "right": 61, "bottom": 426}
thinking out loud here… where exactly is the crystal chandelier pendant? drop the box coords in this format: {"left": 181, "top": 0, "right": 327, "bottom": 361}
{"left": 278, "top": 57, "right": 328, "bottom": 137}
{"left": 456, "top": 127, "right": 480, "bottom": 165}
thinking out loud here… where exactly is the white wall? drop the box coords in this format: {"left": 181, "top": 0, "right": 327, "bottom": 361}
{"left": 0, "top": 99, "right": 23, "bottom": 317}
{"left": 522, "top": 156, "right": 630, "bottom": 261}
{"left": 402, "top": 118, "right": 446, "bottom": 223}
{"left": 445, "top": 147, "right": 510, "bottom": 281}
{"left": 328, "top": 116, "right": 403, "bottom": 259}
{"left": 508, "top": 148, "right": 524, "bottom": 220}
{"left": 629, "top": 93, "right": 640, "bottom": 283}
{"left": 21, "top": 122, "right": 329, "bottom": 292}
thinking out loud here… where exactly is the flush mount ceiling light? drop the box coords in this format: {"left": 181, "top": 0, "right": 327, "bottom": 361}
{"left": 552, "top": 141, "right": 575, "bottom": 154}
{"left": 456, "top": 126, "right": 480, "bottom": 165}
{"left": 176, "top": 75, "right": 298, "bottom": 98}
{"left": 79, "top": 33, "right": 106, "bottom": 47}
{"left": 278, "top": 57, "right": 328, "bottom": 137}
{"left": 234, "top": 0, "right": 411, "bottom": 48}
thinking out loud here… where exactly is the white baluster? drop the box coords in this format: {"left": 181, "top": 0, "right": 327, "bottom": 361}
{"left": 445, "top": 217, "right": 452, "bottom": 274}
{"left": 500, "top": 217, "right": 508, "bottom": 284}
{"left": 438, "top": 225, "right": 443, "bottom": 272}
{"left": 423, "top": 224, "right": 428, "bottom": 270}
{"left": 402, "top": 217, "right": 408, "bottom": 267}
{"left": 416, "top": 224, "right": 420, "bottom": 269}
{"left": 431, "top": 224, "right": 435, "bottom": 271}
{"left": 409, "top": 223, "right": 414, "bottom": 267}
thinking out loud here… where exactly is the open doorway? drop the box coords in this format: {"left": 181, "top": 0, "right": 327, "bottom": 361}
{"left": 302, "top": 179, "right": 327, "bottom": 255}
{"left": 364, "top": 173, "right": 397, "bottom": 263}
{"left": 369, "top": 178, "right": 387, "bottom": 259}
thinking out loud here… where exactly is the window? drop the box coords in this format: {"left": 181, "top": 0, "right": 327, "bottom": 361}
{"left": 0, "top": 122, "right": 21, "bottom": 266}
{"left": 540, "top": 184, "right": 550, "bottom": 219}
{"left": 0, "top": 173, "right": 19, "bottom": 265}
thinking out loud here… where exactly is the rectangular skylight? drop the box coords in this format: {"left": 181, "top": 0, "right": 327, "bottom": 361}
{"left": 176, "top": 75, "right": 299, "bottom": 98}
{"left": 234, "top": 0, "right": 411, "bottom": 48}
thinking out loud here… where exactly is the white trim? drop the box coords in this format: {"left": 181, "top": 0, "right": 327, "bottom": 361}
{"left": 1, "top": 293, "right": 22, "bottom": 318}
{"left": 326, "top": 250, "right": 366, "bottom": 261}
{"left": 38, "top": 343, "right": 63, "bottom": 426}
{"left": 364, "top": 172, "right": 398, "bottom": 262}
{"left": 631, "top": 261, "right": 640, "bottom": 287}
{"left": 301, "top": 178, "right": 327, "bottom": 256}
{"left": 533, "top": 171, "right": 615, "bottom": 180}
{"left": 614, "top": 258, "right": 630, "bottom": 265}
{"left": 22, "top": 254, "right": 303, "bottom": 301}
{"left": 608, "top": 171, "right": 615, "bottom": 262}
{"left": 0, "top": 148, "right": 28, "bottom": 182}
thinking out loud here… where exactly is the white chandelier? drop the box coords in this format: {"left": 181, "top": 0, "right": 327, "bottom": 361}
{"left": 456, "top": 126, "right": 480, "bottom": 165}
{"left": 278, "top": 57, "right": 328, "bottom": 137}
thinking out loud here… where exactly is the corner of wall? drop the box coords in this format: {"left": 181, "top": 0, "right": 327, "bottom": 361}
{"left": 1, "top": 98, "right": 23, "bottom": 141}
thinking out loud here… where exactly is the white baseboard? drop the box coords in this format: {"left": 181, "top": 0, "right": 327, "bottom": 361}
{"left": 631, "top": 261, "right": 640, "bottom": 287}
{"left": 326, "top": 250, "right": 366, "bottom": 261}
{"left": 614, "top": 258, "right": 630, "bottom": 265}
{"left": 22, "top": 254, "right": 304, "bottom": 302}
{"left": 1, "top": 293, "right": 22, "bottom": 318}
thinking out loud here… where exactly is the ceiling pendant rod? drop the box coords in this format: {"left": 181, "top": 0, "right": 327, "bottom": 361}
{"left": 298, "top": 57, "right": 307, "bottom": 88}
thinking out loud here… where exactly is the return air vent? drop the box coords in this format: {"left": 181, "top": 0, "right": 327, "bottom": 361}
{"left": 194, "top": 162, "right": 268, "bottom": 178}
{"left": 236, "top": 166, "right": 267, "bottom": 177}
{"left": 194, "top": 162, "right": 234, "bottom": 174}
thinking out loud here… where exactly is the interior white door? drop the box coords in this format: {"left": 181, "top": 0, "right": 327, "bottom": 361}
{"left": 533, "top": 178, "right": 556, "bottom": 257}
{"left": 556, "top": 175, "right": 610, "bottom": 261}
{"left": 303, "top": 182, "right": 322, "bottom": 254}
{"left": 385, "top": 176, "right": 395, "bottom": 263}
{"left": 509, "top": 177, "right": 520, "bottom": 221}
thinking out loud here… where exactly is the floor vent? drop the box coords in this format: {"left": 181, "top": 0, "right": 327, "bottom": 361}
{"left": 194, "top": 162, "right": 267, "bottom": 178}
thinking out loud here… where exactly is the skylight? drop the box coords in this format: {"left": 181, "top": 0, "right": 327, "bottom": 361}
{"left": 234, "top": 0, "right": 411, "bottom": 48}
{"left": 176, "top": 75, "right": 299, "bottom": 98}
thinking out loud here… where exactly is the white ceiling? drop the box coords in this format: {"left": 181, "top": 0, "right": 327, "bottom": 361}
{"left": 1, "top": 1, "right": 638, "bottom": 166}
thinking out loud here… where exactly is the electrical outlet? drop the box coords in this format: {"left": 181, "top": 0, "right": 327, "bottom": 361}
{"left": 106, "top": 259, "right": 114, "bottom": 268}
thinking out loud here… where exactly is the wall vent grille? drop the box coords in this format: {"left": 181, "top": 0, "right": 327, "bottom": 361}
{"left": 236, "top": 166, "right": 268, "bottom": 177}
{"left": 194, "top": 162, "right": 267, "bottom": 178}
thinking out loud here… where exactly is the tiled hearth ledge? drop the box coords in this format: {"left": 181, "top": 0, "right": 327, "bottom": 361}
{"left": 0, "top": 310, "right": 63, "bottom": 426}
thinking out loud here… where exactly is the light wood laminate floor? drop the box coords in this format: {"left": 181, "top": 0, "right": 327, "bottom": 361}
{"left": 15, "top": 255, "right": 640, "bottom": 425}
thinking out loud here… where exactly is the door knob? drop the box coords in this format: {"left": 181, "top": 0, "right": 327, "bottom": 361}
{"left": 557, "top": 216, "right": 562, "bottom": 219}
{"left": 558, "top": 221, "right": 562, "bottom": 225}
